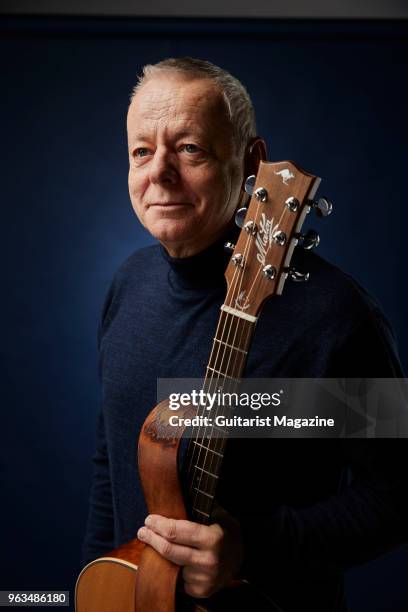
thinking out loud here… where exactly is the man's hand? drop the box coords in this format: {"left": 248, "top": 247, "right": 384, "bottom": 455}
{"left": 137, "top": 509, "right": 244, "bottom": 599}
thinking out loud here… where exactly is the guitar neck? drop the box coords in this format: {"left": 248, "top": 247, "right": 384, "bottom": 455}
{"left": 183, "top": 160, "right": 323, "bottom": 525}
{"left": 183, "top": 307, "right": 257, "bottom": 524}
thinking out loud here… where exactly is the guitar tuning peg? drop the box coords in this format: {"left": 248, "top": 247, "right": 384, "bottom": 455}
{"left": 285, "top": 267, "right": 310, "bottom": 282}
{"left": 310, "top": 197, "right": 333, "bottom": 218}
{"left": 235, "top": 207, "right": 248, "bottom": 228}
{"left": 244, "top": 175, "right": 256, "bottom": 196}
{"left": 224, "top": 242, "right": 235, "bottom": 254}
{"left": 295, "top": 229, "right": 320, "bottom": 250}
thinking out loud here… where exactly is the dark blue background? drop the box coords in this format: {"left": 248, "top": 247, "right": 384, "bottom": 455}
{"left": 1, "top": 16, "right": 407, "bottom": 611}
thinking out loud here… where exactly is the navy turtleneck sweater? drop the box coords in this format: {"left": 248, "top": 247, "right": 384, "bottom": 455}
{"left": 83, "top": 234, "right": 407, "bottom": 611}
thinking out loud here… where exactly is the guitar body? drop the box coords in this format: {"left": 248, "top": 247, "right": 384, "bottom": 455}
{"left": 75, "top": 541, "right": 143, "bottom": 612}
{"left": 75, "top": 550, "right": 279, "bottom": 612}
{"left": 76, "top": 400, "right": 282, "bottom": 612}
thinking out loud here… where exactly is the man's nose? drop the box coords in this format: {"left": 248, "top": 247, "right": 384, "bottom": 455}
{"left": 148, "top": 147, "right": 179, "bottom": 185}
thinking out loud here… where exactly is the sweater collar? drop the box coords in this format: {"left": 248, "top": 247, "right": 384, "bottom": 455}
{"left": 160, "top": 224, "right": 240, "bottom": 290}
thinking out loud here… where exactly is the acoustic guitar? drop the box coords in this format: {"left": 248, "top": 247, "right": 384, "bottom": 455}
{"left": 75, "top": 160, "right": 331, "bottom": 611}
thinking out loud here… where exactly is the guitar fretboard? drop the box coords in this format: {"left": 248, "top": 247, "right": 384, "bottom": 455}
{"left": 183, "top": 308, "right": 256, "bottom": 524}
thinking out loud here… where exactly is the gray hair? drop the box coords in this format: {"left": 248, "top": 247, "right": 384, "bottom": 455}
{"left": 130, "top": 57, "right": 257, "bottom": 157}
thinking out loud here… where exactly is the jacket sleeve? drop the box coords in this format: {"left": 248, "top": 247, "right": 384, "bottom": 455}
{"left": 81, "top": 409, "right": 115, "bottom": 565}
{"left": 81, "top": 280, "right": 117, "bottom": 566}
{"left": 238, "top": 311, "right": 408, "bottom": 586}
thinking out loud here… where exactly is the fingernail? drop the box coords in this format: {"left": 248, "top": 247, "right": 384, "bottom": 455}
{"left": 145, "top": 516, "right": 152, "bottom": 527}
{"left": 138, "top": 527, "right": 146, "bottom": 540}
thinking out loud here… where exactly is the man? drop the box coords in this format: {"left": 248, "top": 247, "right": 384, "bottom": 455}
{"left": 83, "top": 58, "right": 407, "bottom": 611}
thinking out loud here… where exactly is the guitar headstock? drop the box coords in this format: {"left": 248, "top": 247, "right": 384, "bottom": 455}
{"left": 224, "top": 160, "right": 330, "bottom": 319}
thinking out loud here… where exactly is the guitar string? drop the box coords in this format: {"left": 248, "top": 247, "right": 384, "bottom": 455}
{"left": 185, "top": 254, "right": 244, "bottom": 513}
{"left": 188, "top": 203, "right": 258, "bottom": 517}
{"left": 202, "top": 196, "right": 262, "bottom": 461}
{"left": 191, "top": 199, "right": 262, "bottom": 516}
{"left": 198, "top": 319, "right": 250, "bottom": 517}
{"left": 184, "top": 295, "right": 237, "bottom": 506}
{"left": 185, "top": 188, "right": 254, "bottom": 488}
{"left": 192, "top": 194, "right": 295, "bottom": 517}
{"left": 204, "top": 196, "right": 304, "bottom": 501}
{"left": 188, "top": 228, "right": 254, "bottom": 517}
{"left": 188, "top": 188, "right": 283, "bottom": 517}
{"left": 185, "top": 196, "right": 255, "bottom": 493}
{"left": 208, "top": 197, "right": 292, "bottom": 461}
{"left": 194, "top": 238, "right": 254, "bottom": 514}
{"left": 187, "top": 191, "right": 298, "bottom": 519}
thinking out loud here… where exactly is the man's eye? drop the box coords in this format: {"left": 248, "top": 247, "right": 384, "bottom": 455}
{"left": 134, "top": 147, "right": 150, "bottom": 157}
{"left": 181, "top": 144, "right": 201, "bottom": 154}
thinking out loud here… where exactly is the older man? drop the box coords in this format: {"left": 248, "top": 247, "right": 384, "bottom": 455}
{"left": 83, "top": 58, "right": 406, "bottom": 611}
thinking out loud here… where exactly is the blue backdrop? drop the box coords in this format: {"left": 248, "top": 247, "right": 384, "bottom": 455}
{"left": 1, "top": 16, "right": 407, "bottom": 611}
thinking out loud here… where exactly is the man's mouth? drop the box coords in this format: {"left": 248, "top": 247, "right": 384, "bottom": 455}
{"left": 149, "top": 202, "right": 193, "bottom": 208}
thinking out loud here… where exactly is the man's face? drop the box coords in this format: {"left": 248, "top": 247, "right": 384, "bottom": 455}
{"left": 127, "top": 74, "right": 243, "bottom": 257}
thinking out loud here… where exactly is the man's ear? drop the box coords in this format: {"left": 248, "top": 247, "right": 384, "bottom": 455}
{"left": 243, "top": 137, "right": 267, "bottom": 184}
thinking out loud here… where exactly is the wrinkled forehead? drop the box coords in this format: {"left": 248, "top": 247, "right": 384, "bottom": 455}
{"left": 127, "top": 74, "right": 234, "bottom": 144}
